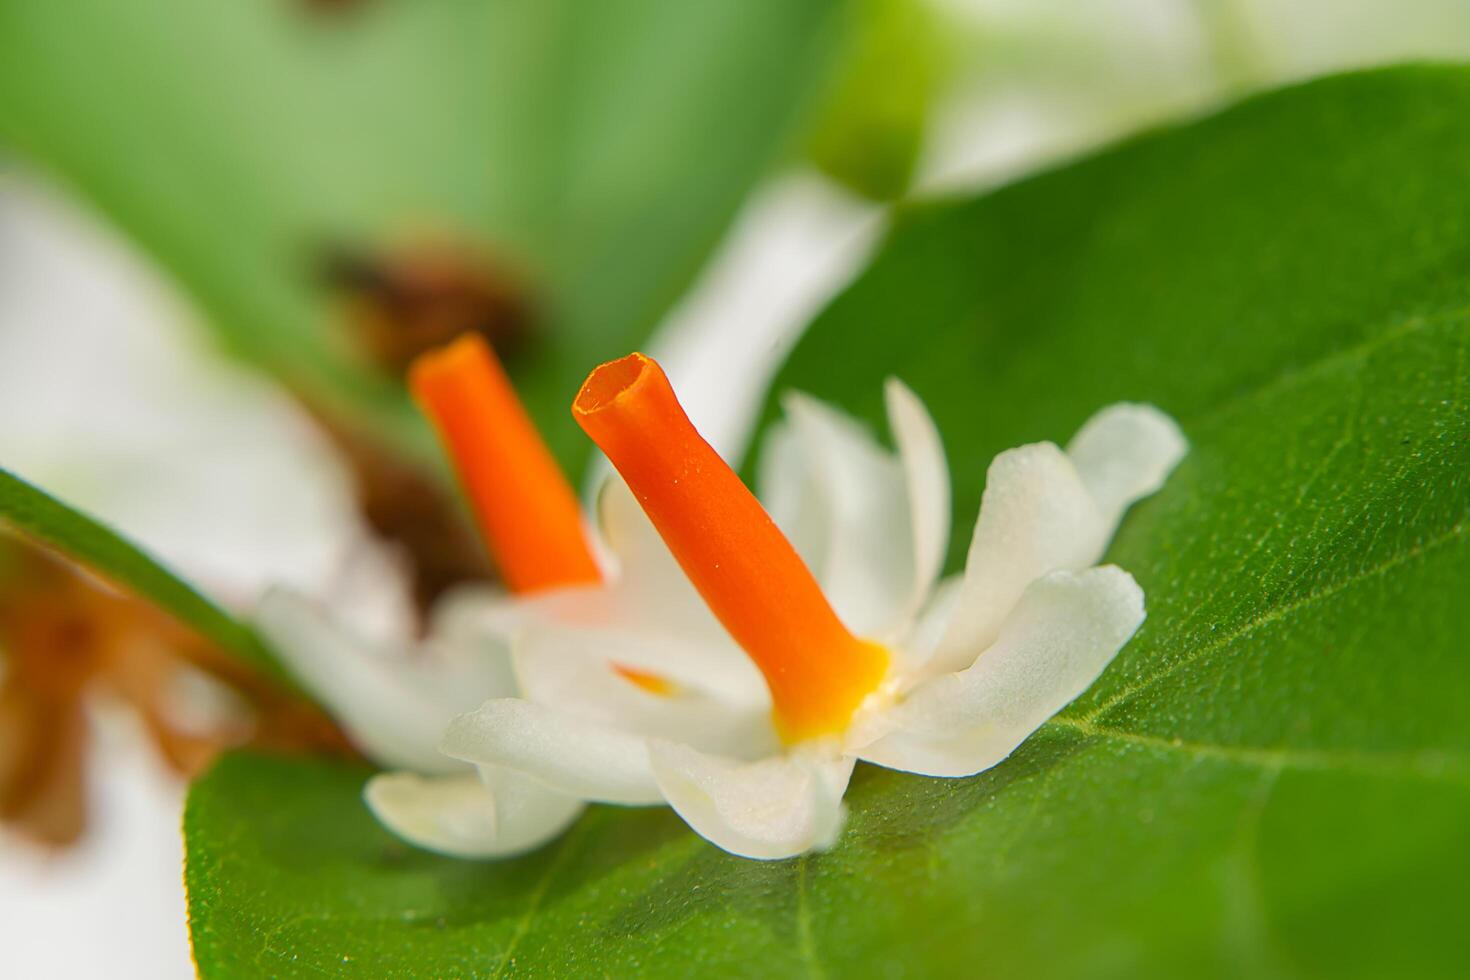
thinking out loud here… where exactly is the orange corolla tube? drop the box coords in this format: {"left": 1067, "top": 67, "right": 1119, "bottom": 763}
{"left": 573, "top": 354, "right": 889, "bottom": 743}
{"left": 409, "top": 334, "right": 602, "bottom": 594}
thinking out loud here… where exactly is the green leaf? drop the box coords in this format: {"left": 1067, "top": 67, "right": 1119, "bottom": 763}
{"left": 184, "top": 66, "right": 1470, "bottom": 977}
{"left": 0, "top": 0, "right": 847, "bottom": 471}
{"left": 0, "top": 467, "right": 288, "bottom": 683}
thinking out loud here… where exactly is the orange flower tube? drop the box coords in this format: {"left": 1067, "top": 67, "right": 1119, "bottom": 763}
{"left": 410, "top": 335, "right": 601, "bottom": 594}
{"left": 573, "top": 354, "right": 889, "bottom": 742}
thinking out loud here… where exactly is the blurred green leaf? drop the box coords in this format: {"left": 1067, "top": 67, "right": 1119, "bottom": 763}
{"left": 184, "top": 66, "right": 1468, "bottom": 977}
{"left": 808, "top": 0, "right": 947, "bottom": 200}
{"left": 0, "top": 0, "right": 847, "bottom": 470}
{"left": 0, "top": 467, "right": 288, "bottom": 683}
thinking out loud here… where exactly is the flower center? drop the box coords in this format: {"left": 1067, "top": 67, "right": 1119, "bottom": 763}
{"left": 409, "top": 334, "right": 602, "bottom": 594}
{"left": 572, "top": 353, "right": 889, "bottom": 743}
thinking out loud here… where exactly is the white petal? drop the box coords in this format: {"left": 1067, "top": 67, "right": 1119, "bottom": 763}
{"left": 593, "top": 476, "right": 735, "bottom": 645}
{"left": 513, "top": 631, "right": 776, "bottom": 757}
{"left": 430, "top": 581, "right": 544, "bottom": 643}
{"left": 755, "top": 417, "right": 828, "bottom": 569}
{"left": 779, "top": 391, "right": 914, "bottom": 637}
{"left": 440, "top": 699, "right": 663, "bottom": 805}
{"left": 858, "top": 567, "right": 1145, "bottom": 777}
{"left": 256, "top": 588, "right": 513, "bottom": 774}
{"left": 922, "top": 407, "right": 1183, "bottom": 675}
{"left": 885, "top": 379, "right": 951, "bottom": 622}
{"left": 890, "top": 574, "right": 965, "bottom": 675}
{"left": 648, "top": 742, "right": 854, "bottom": 860}
{"left": 594, "top": 473, "right": 685, "bottom": 592}
{"left": 925, "top": 443, "right": 1104, "bottom": 674}
{"left": 364, "top": 769, "right": 584, "bottom": 859}
{"left": 433, "top": 577, "right": 617, "bottom": 649}
{"left": 1066, "top": 403, "right": 1187, "bottom": 539}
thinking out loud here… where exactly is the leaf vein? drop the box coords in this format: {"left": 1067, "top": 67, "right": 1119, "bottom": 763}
{"left": 1047, "top": 716, "right": 1470, "bottom": 784}
{"left": 1189, "top": 306, "right": 1456, "bottom": 428}
{"left": 491, "top": 818, "right": 588, "bottom": 979}
{"left": 796, "top": 856, "right": 827, "bottom": 980}
{"left": 1085, "top": 520, "right": 1467, "bottom": 720}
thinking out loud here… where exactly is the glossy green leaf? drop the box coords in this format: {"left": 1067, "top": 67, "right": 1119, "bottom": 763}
{"left": 0, "top": 467, "right": 287, "bottom": 682}
{"left": 184, "top": 66, "right": 1470, "bottom": 977}
{"left": 0, "top": 0, "right": 847, "bottom": 470}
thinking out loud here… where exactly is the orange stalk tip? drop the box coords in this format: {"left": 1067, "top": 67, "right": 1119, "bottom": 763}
{"left": 409, "top": 334, "right": 601, "bottom": 595}
{"left": 573, "top": 354, "right": 889, "bottom": 743}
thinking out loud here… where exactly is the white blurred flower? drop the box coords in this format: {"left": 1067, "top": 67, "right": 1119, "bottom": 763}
{"left": 255, "top": 587, "right": 587, "bottom": 859}
{"left": 252, "top": 333, "right": 609, "bottom": 859}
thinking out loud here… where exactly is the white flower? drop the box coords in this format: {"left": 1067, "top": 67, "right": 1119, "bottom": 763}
{"left": 440, "top": 354, "right": 1186, "bottom": 860}
{"left": 252, "top": 332, "right": 611, "bottom": 859}
{"left": 255, "top": 586, "right": 587, "bottom": 859}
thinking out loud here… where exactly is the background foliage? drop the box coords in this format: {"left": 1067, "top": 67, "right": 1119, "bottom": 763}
{"left": 0, "top": 0, "right": 851, "bottom": 471}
